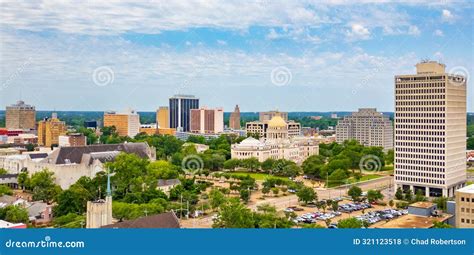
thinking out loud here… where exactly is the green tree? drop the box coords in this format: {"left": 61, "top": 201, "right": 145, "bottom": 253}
{"left": 389, "top": 200, "right": 394, "bottom": 207}
{"left": 296, "top": 186, "right": 316, "bottom": 205}
{"left": 54, "top": 184, "right": 92, "bottom": 217}
{"left": 271, "top": 187, "right": 279, "bottom": 197}
{"left": 337, "top": 217, "right": 364, "bottom": 228}
{"left": 239, "top": 189, "right": 250, "bottom": 203}
{"left": 301, "top": 155, "right": 326, "bottom": 178}
{"left": 348, "top": 186, "right": 362, "bottom": 202}
{"left": 366, "top": 189, "right": 383, "bottom": 203}
{"left": 301, "top": 223, "right": 325, "bottom": 228}
{"left": 106, "top": 153, "right": 149, "bottom": 197}
{"left": 261, "top": 158, "right": 276, "bottom": 172}
{"left": 404, "top": 189, "right": 414, "bottom": 202}
{"left": 146, "top": 160, "right": 178, "bottom": 184}
{"left": 76, "top": 127, "right": 98, "bottom": 145}
{"left": 432, "top": 221, "right": 452, "bottom": 228}
{"left": 213, "top": 198, "right": 254, "bottom": 228}
{"left": 331, "top": 200, "right": 339, "bottom": 211}
{"left": 261, "top": 186, "right": 270, "bottom": 197}
{"left": 223, "top": 159, "right": 240, "bottom": 170}
{"left": 395, "top": 187, "right": 404, "bottom": 200}
{"left": 53, "top": 213, "right": 85, "bottom": 228}
{"left": 328, "top": 169, "right": 348, "bottom": 182}
{"left": 30, "top": 169, "right": 62, "bottom": 203}
{"left": 1, "top": 205, "right": 29, "bottom": 223}
{"left": 281, "top": 164, "right": 301, "bottom": 177}
{"left": 0, "top": 168, "right": 8, "bottom": 175}
{"left": 241, "top": 157, "right": 260, "bottom": 171}
{"left": 433, "top": 196, "right": 448, "bottom": 212}
{"left": 209, "top": 189, "right": 227, "bottom": 210}
{"left": 414, "top": 190, "right": 427, "bottom": 202}
{"left": 467, "top": 137, "right": 474, "bottom": 150}
{"left": 17, "top": 171, "right": 30, "bottom": 190}
{"left": 0, "top": 185, "right": 13, "bottom": 196}
{"left": 385, "top": 149, "right": 394, "bottom": 165}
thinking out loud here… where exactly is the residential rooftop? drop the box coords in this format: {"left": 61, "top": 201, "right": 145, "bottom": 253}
{"left": 374, "top": 214, "right": 451, "bottom": 229}
{"left": 409, "top": 201, "right": 435, "bottom": 209}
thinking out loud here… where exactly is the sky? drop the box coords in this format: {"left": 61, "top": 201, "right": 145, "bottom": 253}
{"left": 0, "top": 0, "right": 473, "bottom": 112}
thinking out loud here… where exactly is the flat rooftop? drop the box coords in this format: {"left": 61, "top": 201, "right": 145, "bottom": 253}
{"left": 456, "top": 184, "right": 474, "bottom": 194}
{"left": 374, "top": 214, "right": 451, "bottom": 229}
{"left": 409, "top": 201, "right": 435, "bottom": 209}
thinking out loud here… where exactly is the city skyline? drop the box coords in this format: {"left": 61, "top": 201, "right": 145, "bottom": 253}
{"left": 1, "top": 1, "right": 473, "bottom": 112}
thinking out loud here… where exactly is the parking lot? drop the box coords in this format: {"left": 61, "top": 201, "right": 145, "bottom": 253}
{"left": 288, "top": 199, "right": 405, "bottom": 228}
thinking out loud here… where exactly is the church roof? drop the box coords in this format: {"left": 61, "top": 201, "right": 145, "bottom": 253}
{"left": 101, "top": 212, "right": 180, "bottom": 229}
{"left": 268, "top": 115, "right": 287, "bottom": 128}
{"left": 43, "top": 142, "right": 151, "bottom": 165}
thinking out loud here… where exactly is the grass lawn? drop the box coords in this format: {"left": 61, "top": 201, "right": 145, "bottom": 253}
{"left": 231, "top": 171, "right": 289, "bottom": 181}
{"left": 347, "top": 174, "right": 382, "bottom": 183}
{"left": 326, "top": 174, "right": 383, "bottom": 188}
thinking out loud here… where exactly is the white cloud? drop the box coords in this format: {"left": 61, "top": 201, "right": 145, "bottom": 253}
{"left": 217, "top": 40, "right": 227, "bottom": 46}
{"left": 346, "top": 24, "right": 370, "bottom": 40}
{"left": 0, "top": 0, "right": 460, "bottom": 38}
{"left": 408, "top": 25, "right": 421, "bottom": 36}
{"left": 434, "top": 29, "right": 444, "bottom": 36}
{"left": 441, "top": 9, "right": 455, "bottom": 22}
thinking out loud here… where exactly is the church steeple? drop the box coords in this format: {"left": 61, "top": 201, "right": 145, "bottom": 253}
{"left": 106, "top": 168, "right": 112, "bottom": 197}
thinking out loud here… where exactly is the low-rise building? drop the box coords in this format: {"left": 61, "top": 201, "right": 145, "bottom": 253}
{"left": 375, "top": 202, "right": 451, "bottom": 229}
{"left": 0, "top": 220, "right": 27, "bottom": 229}
{"left": 1, "top": 143, "right": 156, "bottom": 189}
{"left": 157, "top": 179, "right": 181, "bottom": 194}
{"left": 58, "top": 133, "right": 86, "bottom": 147}
{"left": 455, "top": 184, "right": 474, "bottom": 228}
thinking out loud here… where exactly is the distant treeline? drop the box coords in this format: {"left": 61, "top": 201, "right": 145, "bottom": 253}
{"left": 0, "top": 111, "right": 472, "bottom": 132}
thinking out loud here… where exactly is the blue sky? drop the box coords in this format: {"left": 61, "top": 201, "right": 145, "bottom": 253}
{"left": 0, "top": 0, "right": 473, "bottom": 112}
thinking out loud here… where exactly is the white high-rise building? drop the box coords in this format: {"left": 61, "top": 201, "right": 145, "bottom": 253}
{"left": 335, "top": 108, "right": 393, "bottom": 151}
{"left": 394, "top": 61, "right": 467, "bottom": 197}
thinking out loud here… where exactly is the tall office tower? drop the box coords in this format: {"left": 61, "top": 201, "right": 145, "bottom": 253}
{"left": 103, "top": 109, "right": 140, "bottom": 138}
{"left": 335, "top": 108, "right": 393, "bottom": 150}
{"left": 5, "top": 100, "right": 36, "bottom": 130}
{"left": 259, "top": 111, "right": 288, "bottom": 122}
{"left": 394, "top": 61, "right": 467, "bottom": 197}
{"left": 190, "top": 107, "right": 224, "bottom": 134}
{"left": 37, "top": 113, "right": 67, "bottom": 147}
{"left": 156, "top": 106, "right": 169, "bottom": 128}
{"left": 229, "top": 105, "right": 241, "bottom": 130}
{"left": 169, "top": 95, "right": 199, "bottom": 132}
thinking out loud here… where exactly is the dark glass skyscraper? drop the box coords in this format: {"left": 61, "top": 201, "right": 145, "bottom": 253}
{"left": 169, "top": 95, "right": 199, "bottom": 132}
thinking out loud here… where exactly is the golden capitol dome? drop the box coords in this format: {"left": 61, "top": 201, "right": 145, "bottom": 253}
{"left": 268, "top": 115, "right": 287, "bottom": 128}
